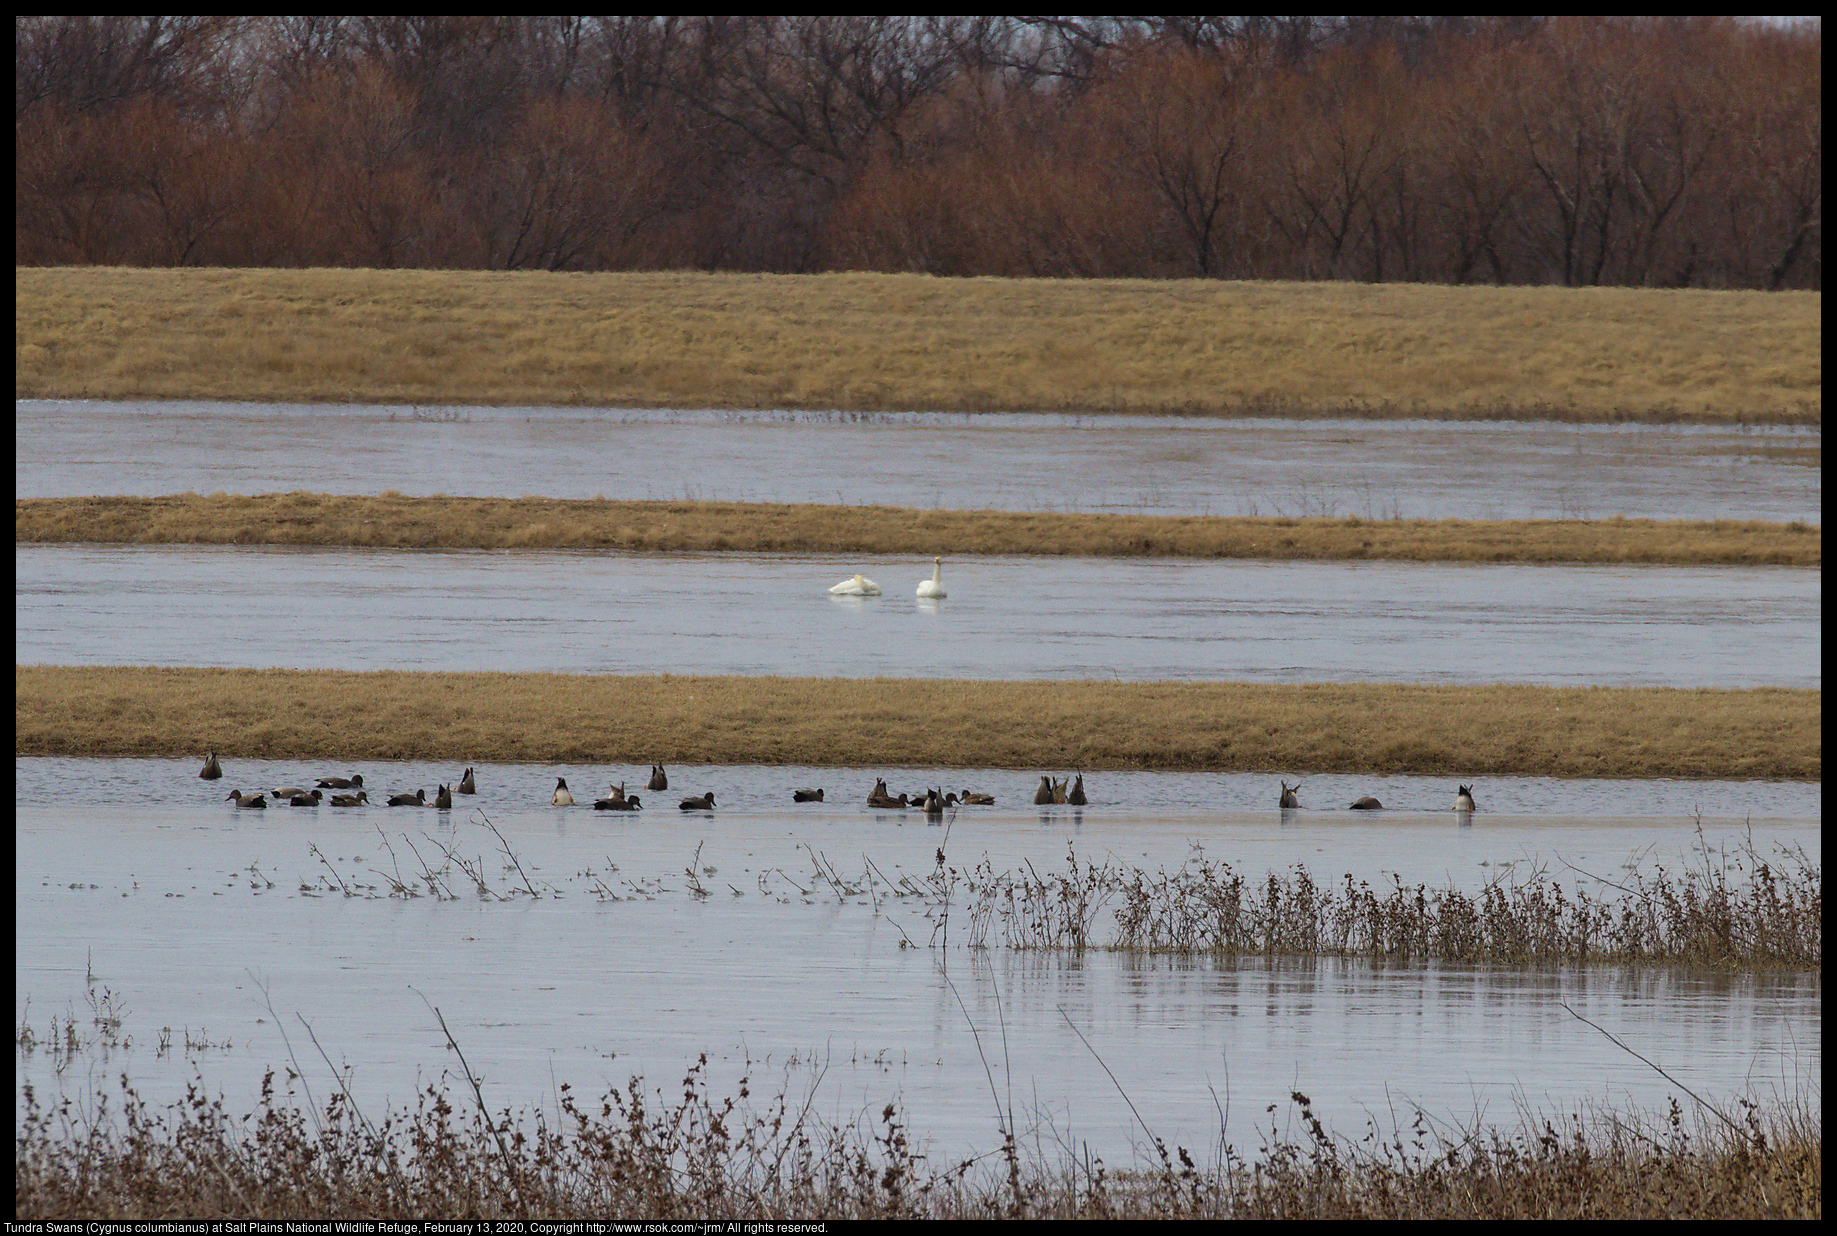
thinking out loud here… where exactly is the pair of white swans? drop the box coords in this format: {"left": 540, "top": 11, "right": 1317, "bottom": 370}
{"left": 829, "top": 556, "right": 947, "bottom": 598}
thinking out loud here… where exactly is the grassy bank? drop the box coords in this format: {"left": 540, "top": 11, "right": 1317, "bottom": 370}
{"left": 15, "top": 1070, "right": 1819, "bottom": 1220}
{"left": 15, "top": 667, "right": 1818, "bottom": 779}
{"left": 15, "top": 492, "right": 1821, "bottom": 566}
{"left": 15, "top": 267, "right": 1821, "bottom": 423}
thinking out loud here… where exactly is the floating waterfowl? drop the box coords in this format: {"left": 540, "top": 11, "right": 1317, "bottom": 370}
{"left": 1350, "top": 796, "right": 1384, "bottom": 810}
{"left": 1279, "top": 781, "right": 1302, "bottom": 809}
{"left": 957, "top": 789, "right": 995, "bottom": 805}
{"left": 916, "top": 557, "right": 947, "bottom": 599}
{"left": 648, "top": 765, "right": 668, "bottom": 792}
{"left": 793, "top": 788, "right": 825, "bottom": 802}
{"left": 1454, "top": 785, "right": 1477, "bottom": 812}
{"left": 272, "top": 784, "right": 313, "bottom": 801}
{"left": 678, "top": 792, "right": 716, "bottom": 811}
{"left": 317, "top": 774, "right": 363, "bottom": 790}
{"left": 603, "top": 781, "right": 628, "bottom": 805}
{"left": 1033, "top": 775, "right": 1055, "bottom": 806}
{"left": 829, "top": 573, "right": 882, "bottom": 596}
{"left": 433, "top": 784, "right": 453, "bottom": 809}
{"left": 458, "top": 767, "right": 477, "bottom": 794}
{"left": 595, "top": 794, "right": 643, "bottom": 811}
{"left": 288, "top": 789, "right": 324, "bottom": 806}
{"left": 387, "top": 789, "right": 427, "bottom": 807}
{"left": 330, "top": 791, "right": 370, "bottom": 807}
{"left": 225, "top": 789, "right": 267, "bottom": 808}
{"left": 552, "top": 778, "right": 573, "bottom": 806}
{"left": 199, "top": 752, "right": 223, "bottom": 780}
{"left": 1067, "top": 774, "right": 1087, "bottom": 806}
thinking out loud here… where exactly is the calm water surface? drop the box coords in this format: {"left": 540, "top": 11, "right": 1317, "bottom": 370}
{"left": 15, "top": 759, "right": 1820, "bottom": 1166}
{"left": 15, "top": 400, "right": 1820, "bottom": 1168}
{"left": 14, "top": 544, "right": 1819, "bottom": 688}
{"left": 15, "top": 399, "right": 1822, "bottom": 523}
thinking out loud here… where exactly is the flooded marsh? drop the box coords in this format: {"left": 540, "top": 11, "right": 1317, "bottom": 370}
{"left": 16, "top": 757, "right": 1821, "bottom": 1174}
{"left": 14, "top": 396, "right": 1821, "bottom": 1207}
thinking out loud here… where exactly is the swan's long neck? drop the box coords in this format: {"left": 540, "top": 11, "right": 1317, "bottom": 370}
{"left": 931, "top": 560, "right": 942, "bottom": 584}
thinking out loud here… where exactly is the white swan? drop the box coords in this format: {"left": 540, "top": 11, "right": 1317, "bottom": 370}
{"left": 829, "top": 573, "right": 881, "bottom": 596}
{"left": 916, "top": 556, "right": 947, "bottom": 599}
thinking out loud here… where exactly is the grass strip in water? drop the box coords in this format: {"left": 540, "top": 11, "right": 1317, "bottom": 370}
{"left": 14, "top": 666, "right": 1820, "bottom": 780}
{"left": 942, "top": 842, "right": 1820, "bottom": 969}
{"left": 15, "top": 267, "right": 1821, "bottom": 424}
{"left": 15, "top": 492, "right": 1822, "bottom": 566}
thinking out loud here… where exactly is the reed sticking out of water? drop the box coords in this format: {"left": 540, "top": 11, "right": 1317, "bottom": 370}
{"left": 14, "top": 666, "right": 1820, "bottom": 780}
{"left": 14, "top": 492, "right": 1820, "bottom": 566}
{"left": 940, "top": 835, "right": 1819, "bottom": 969}
{"left": 13, "top": 1066, "right": 1817, "bottom": 1219}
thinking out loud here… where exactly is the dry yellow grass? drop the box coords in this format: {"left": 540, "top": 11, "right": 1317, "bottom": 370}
{"left": 15, "top": 267, "right": 1821, "bottom": 422}
{"left": 15, "top": 666, "right": 1818, "bottom": 779}
{"left": 15, "top": 493, "right": 1820, "bottom": 566}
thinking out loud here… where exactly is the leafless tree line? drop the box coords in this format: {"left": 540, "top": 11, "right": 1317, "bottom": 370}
{"left": 15, "top": 15, "right": 1820, "bottom": 288}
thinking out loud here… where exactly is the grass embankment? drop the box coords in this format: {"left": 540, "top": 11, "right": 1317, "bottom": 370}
{"left": 15, "top": 492, "right": 1821, "bottom": 566}
{"left": 15, "top": 267, "right": 1821, "bottom": 423}
{"left": 15, "top": 667, "right": 1818, "bottom": 779}
{"left": 15, "top": 1071, "right": 1819, "bottom": 1219}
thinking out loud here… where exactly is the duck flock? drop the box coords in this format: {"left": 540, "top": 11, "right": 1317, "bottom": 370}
{"left": 201, "top": 753, "right": 1023, "bottom": 814}
{"left": 198, "top": 752, "right": 1480, "bottom": 814}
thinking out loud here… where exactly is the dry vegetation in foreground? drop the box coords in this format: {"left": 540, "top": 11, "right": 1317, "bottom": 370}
{"left": 15, "top": 666, "right": 1819, "bottom": 780}
{"left": 14, "top": 1067, "right": 1819, "bottom": 1220}
{"left": 15, "top": 492, "right": 1821, "bottom": 567}
{"left": 15, "top": 267, "right": 1821, "bottom": 423}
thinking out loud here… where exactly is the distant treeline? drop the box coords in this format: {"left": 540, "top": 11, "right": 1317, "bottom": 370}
{"left": 15, "top": 15, "right": 1821, "bottom": 288}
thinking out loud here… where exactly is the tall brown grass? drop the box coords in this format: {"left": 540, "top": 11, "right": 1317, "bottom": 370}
{"left": 15, "top": 267, "right": 1821, "bottom": 423}
{"left": 16, "top": 492, "right": 1820, "bottom": 566}
{"left": 14, "top": 666, "right": 1820, "bottom": 779}
{"left": 944, "top": 838, "right": 1821, "bottom": 968}
{"left": 14, "top": 1068, "right": 1818, "bottom": 1219}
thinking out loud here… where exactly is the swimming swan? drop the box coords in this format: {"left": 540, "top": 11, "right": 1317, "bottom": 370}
{"left": 829, "top": 573, "right": 882, "bottom": 596}
{"left": 917, "top": 557, "right": 947, "bottom": 599}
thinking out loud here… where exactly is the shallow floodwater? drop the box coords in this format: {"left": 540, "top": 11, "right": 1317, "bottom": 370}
{"left": 15, "top": 758, "right": 1821, "bottom": 1166}
{"left": 14, "top": 544, "right": 1820, "bottom": 688}
{"left": 14, "top": 399, "right": 1821, "bottom": 1170}
{"left": 14, "top": 399, "right": 1822, "bottom": 523}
